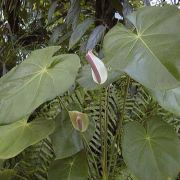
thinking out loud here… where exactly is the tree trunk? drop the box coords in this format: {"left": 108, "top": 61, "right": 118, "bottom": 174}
{"left": 95, "top": 0, "right": 117, "bottom": 28}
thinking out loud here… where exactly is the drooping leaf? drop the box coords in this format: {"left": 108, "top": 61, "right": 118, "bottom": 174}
{"left": 0, "top": 46, "right": 81, "bottom": 125}
{"left": 48, "top": 151, "right": 88, "bottom": 180}
{"left": 66, "top": 0, "right": 80, "bottom": 29}
{"left": 122, "top": 117, "right": 180, "bottom": 180}
{"left": 122, "top": 0, "right": 133, "bottom": 17}
{"left": 0, "top": 118, "right": 55, "bottom": 159}
{"left": 69, "top": 18, "right": 94, "bottom": 49}
{"left": 48, "top": 1, "right": 58, "bottom": 23}
{"left": 86, "top": 25, "right": 106, "bottom": 52}
{"left": 103, "top": 6, "right": 180, "bottom": 90}
{"left": 58, "top": 31, "right": 72, "bottom": 44}
{"left": 51, "top": 109, "right": 95, "bottom": 159}
{"left": 149, "top": 86, "right": 180, "bottom": 116}
{"left": 49, "top": 24, "right": 66, "bottom": 45}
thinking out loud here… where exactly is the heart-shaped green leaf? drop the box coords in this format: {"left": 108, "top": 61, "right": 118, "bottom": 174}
{"left": 103, "top": 6, "right": 180, "bottom": 90}
{"left": 122, "top": 117, "right": 180, "bottom": 180}
{"left": 149, "top": 86, "right": 180, "bottom": 116}
{"left": 0, "top": 46, "right": 81, "bottom": 125}
{"left": 0, "top": 118, "right": 55, "bottom": 159}
{"left": 48, "top": 151, "right": 88, "bottom": 180}
{"left": 51, "top": 109, "right": 95, "bottom": 159}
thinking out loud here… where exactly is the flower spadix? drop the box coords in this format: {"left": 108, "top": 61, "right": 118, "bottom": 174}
{"left": 68, "top": 111, "right": 89, "bottom": 132}
{"left": 86, "top": 50, "right": 108, "bottom": 84}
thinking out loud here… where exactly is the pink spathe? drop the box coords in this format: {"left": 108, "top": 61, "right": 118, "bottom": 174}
{"left": 86, "top": 50, "right": 108, "bottom": 84}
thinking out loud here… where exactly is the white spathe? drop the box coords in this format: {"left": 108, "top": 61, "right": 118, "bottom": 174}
{"left": 115, "top": 12, "right": 123, "bottom": 20}
{"left": 86, "top": 50, "right": 108, "bottom": 84}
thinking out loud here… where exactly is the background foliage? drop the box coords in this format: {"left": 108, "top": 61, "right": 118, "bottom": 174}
{"left": 0, "top": 0, "right": 180, "bottom": 180}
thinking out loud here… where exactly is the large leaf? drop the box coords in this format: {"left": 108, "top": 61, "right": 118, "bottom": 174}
{"left": 0, "top": 46, "right": 81, "bottom": 125}
{"left": 0, "top": 118, "right": 55, "bottom": 159}
{"left": 48, "top": 1, "right": 58, "bottom": 23}
{"left": 69, "top": 18, "right": 94, "bottom": 49}
{"left": 51, "top": 109, "right": 95, "bottom": 159}
{"left": 66, "top": 0, "right": 80, "bottom": 29}
{"left": 103, "top": 6, "right": 180, "bottom": 90}
{"left": 122, "top": 117, "right": 180, "bottom": 180}
{"left": 149, "top": 86, "right": 180, "bottom": 116}
{"left": 48, "top": 151, "right": 88, "bottom": 180}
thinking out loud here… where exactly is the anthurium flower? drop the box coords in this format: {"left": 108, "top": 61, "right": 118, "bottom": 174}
{"left": 68, "top": 111, "right": 89, "bottom": 132}
{"left": 86, "top": 50, "right": 108, "bottom": 84}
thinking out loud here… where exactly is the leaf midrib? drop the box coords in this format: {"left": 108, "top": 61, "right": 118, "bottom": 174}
{"left": 2, "top": 71, "right": 41, "bottom": 100}
{"left": 137, "top": 35, "right": 178, "bottom": 82}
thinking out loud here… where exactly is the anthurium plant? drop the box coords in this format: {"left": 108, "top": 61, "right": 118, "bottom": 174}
{"left": 0, "top": 2, "right": 180, "bottom": 180}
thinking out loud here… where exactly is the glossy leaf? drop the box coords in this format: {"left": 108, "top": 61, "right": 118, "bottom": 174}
{"left": 103, "top": 6, "right": 180, "bottom": 90}
{"left": 69, "top": 18, "right": 94, "bottom": 49}
{"left": 149, "top": 86, "right": 180, "bottom": 116}
{"left": 0, "top": 46, "right": 81, "bottom": 125}
{"left": 86, "top": 25, "right": 106, "bottom": 52}
{"left": 51, "top": 109, "right": 95, "bottom": 159}
{"left": 122, "top": 117, "right": 180, "bottom": 180}
{"left": 0, "top": 118, "right": 55, "bottom": 159}
{"left": 48, "top": 151, "right": 88, "bottom": 180}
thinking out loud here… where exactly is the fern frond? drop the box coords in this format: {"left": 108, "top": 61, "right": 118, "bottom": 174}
{"left": 3, "top": 137, "right": 54, "bottom": 180}
{"left": 85, "top": 84, "right": 121, "bottom": 179}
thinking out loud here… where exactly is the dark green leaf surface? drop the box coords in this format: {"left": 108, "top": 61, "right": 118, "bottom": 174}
{"left": 0, "top": 118, "right": 55, "bottom": 159}
{"left": 122, "top": 117, "right": 180, "bottom": 180}
{"left": 149, "top": 86, "right": 180, "bottom": 116}
{"left": 69, "top": 18, "right": 94, "bottom": 49}
{"left": 48, "top": 151, "right": 88, "bottom": 180}
{"left": 51, "top": 109, "right": 95, "bottom": 159}
{"left": 48, "top": 1, "right": 58, "bottom": 23}
{"left": 104, "top": 6, "right": 180, "bottom": 90}
{"left": 0, "top": 46, "right": 81, "bottom": 125}
{"left": 86, "top": 25, "right": 106, "bottom": 51}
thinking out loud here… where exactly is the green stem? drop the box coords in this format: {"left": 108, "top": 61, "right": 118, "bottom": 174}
{"left": 102, "top": 87, "right": 109, "bottom": 180}
{"left": 109, "top": 76, "right": 130, "bottom": 177}
{"left": 80, "top": 133, "right": 101, "bottom": 179}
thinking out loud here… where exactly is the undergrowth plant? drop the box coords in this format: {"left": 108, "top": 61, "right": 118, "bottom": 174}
{"left": 0, "top": 1, "right": 180, "bottom": 180}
